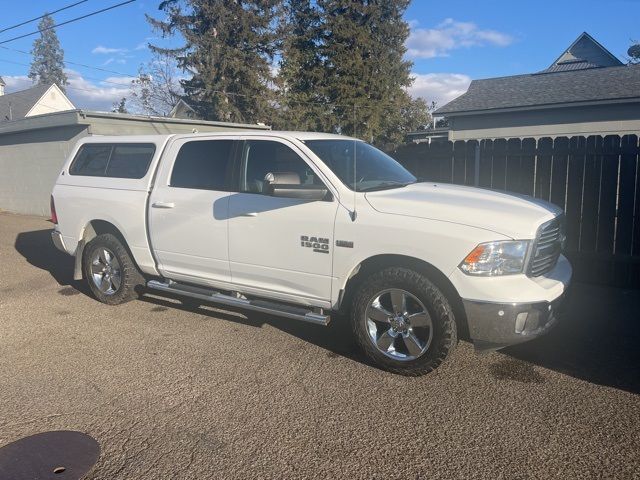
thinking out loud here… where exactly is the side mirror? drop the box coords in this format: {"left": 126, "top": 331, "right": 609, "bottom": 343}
{"left": 264, "top": 172, "right": 330, "bottom": 201}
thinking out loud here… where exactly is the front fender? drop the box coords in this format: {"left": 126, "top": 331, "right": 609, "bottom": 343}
{"left": 330, "top": 206, "right": 510, "bottom": 308}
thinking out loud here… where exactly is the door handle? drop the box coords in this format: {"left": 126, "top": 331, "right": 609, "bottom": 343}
{"left": 240, "top": 212, "right": 258, "bottom": 217}
{"left": 152, "top": 202, "right": 175, "bottom": 209}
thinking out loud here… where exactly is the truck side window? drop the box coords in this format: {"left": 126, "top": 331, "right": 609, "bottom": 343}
{"left": 240, "top": 140, "right": 322, "bottom": 194}
{"left": 69, "top": 143, "right": 156, "bottom": 179}
{"left": 69, "top": 145, "right": 112, "bottom": 176}
{"left": 106, "top": 145, "right": 156, "bottom": 179}
{"left": 170, "top": 140, "right": 234, "bottom": 191}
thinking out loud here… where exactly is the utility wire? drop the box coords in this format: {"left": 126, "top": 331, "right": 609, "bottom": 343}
{"left": 1, "top": 58, "right": 390, "bottom": 117}
{"left": 0, "top": 0, "right": 89, "bottom": 35}
{"left": 0, "top": 0, "right": 137, "bottom": 45}
{"left": 0, "top": 62, "right": 385, "bottom": 113}
{"left": 0, "top": 45, "right": 138, "bottom": 78}
{"left": 209, "top": 88, "right": 393, "bottom": 112}
{"left": 0, "top": 57, "right": 136, "bottom": 87}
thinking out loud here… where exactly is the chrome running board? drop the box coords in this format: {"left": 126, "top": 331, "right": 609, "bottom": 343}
{"left": 146, "top": 280, "right": 330, "bottom": 326}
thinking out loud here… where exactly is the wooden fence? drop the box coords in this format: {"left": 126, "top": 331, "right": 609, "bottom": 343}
{"left": 390, "top": 135, "right": 640, "bottom": 288}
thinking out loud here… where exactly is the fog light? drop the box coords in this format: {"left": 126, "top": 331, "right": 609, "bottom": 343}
{"left": 525, "top": 314, "right": 540, "bottom": 332}
{"left": 515, "top": 312, "right": 528, "bottom": 334}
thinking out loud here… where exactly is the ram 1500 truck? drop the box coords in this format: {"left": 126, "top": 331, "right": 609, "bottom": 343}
{"left": 51, "top": 132, "right": 571, "bottom": 375}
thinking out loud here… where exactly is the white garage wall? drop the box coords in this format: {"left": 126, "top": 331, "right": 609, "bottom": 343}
{"left": 0, "top": 111, "right": 269, "bottom": 217}
{"left": 0, "top": 127, "right": 87, "bottom": 216}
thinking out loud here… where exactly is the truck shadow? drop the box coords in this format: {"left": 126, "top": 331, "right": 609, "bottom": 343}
{"left": 137, "top": 285, "right": 640, "bottom": 394}
{"left": 13, "top": 228, "right": 640, "bottom": 393}
{"left": 14, "top": 229, "right": 85, "bottom": 292}
{"left": 137, "top": 291, "right": 360, "bottom": 363}
{"left": 503, "top": 284, "right": 640, "bottom": 395}
{"left": 13, "top": 228, "right": 360, "bottom": 363}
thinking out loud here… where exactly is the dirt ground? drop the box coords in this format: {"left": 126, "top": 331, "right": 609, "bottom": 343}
{"left": 1, "top": 212, "right": 638, "bottom": 479}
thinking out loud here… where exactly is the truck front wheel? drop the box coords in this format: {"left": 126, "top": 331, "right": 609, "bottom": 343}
{"left": 351, "top": 267, "right": 457, "bottom": 376}
{"left": 82, "top": 233, "right": 144, "bottom": 305}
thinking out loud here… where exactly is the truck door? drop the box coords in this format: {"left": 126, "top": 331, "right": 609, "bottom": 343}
{"left": 228, "top": 138, "right": 338, "bottom": 303}
{"left": 148, "top": 137, "right": 237, "bottom": 285}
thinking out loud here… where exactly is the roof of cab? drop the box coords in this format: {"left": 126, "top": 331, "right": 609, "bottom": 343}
{"left": 77, "top": 130, "right": 357, "bottom": 144}
{"left": 171, "top": 130, "right": 355, "bottom": 141}
{"left": 79, "top": 134, "right": 174, "bottom": 144}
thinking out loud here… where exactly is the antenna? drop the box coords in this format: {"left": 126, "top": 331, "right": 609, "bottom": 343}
{"left": 351, "top": 103, "right": 357, "bottom": 221}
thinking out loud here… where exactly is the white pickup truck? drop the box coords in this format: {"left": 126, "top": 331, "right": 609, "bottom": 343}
{"left": 51, "top": 131, "right": 571, "bottom": 375}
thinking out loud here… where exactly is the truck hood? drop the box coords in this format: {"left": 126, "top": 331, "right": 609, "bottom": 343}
{"left": 364, "top": 182, "right": 562, "bottom": 239}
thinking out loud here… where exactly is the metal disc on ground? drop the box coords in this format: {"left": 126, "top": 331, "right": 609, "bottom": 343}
{"left": 0, "top": 431, "right": 100, "bottom": 480}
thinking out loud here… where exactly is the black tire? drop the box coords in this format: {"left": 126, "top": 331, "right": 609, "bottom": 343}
{"left": 82, "top": 233, "right": 144, "bottom": 305}
{"left": 351, "top": 267, "right": 457, "bottom": 376}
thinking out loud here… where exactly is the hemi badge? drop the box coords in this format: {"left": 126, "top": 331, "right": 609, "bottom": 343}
{"left": 336, "top": 240, "right": 354, "bottom": 248}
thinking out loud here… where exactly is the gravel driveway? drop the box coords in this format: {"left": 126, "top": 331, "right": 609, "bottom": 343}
{"left": 1, "top": 212, "right": 638, "bottom": 479}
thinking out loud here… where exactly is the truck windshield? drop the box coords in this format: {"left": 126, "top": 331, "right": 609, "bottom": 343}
{"left": 304, "top": 139, "right": 416, "bottom": 192}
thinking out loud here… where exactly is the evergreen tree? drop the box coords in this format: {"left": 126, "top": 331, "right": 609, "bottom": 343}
{"left": 381, "top": 95, "right": 431, "bottom": 149}
{"left": 274, "top": 0, "right": 328, "bottom": 131}
{"left": 628, "top": 41, "right": 640, "bottom": 64}
{"left": 148, "top": 0, "right": 278, "bottom": 123}
{"left": 318, "top": 0, "right": 421, "bottom": 148}
{"left": 28, "top": 14, "right": 68, "bottom": 92}
{"left": 112, "top": 97, "right": 128, "bottom": 114}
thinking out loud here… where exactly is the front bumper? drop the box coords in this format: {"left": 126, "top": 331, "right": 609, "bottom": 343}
{"left": 51, "top": 230, "right": 66, "bottom": 253}
{"left": 463, "top": 291, "right": 568, "bottom": 351}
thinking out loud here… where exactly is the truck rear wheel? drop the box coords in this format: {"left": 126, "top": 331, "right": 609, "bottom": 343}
{"left": 351, "top": 267, "right": 457, "bottom": 376}
{"left": 82, "top": 233, "right": 144, "bottom": 305}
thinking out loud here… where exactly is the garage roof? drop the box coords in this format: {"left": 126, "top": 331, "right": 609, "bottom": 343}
{"left": 0, "top": 109, "right": 270, "bottom": 135}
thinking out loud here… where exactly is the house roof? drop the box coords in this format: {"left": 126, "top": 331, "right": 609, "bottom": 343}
{"left": 435, "top": 63, "right": 640, "bottom": 115}
{"left": 435, "top": 32, "right": 633, "bottom": 116}
{"left": 169, "top": 99, "right": 197, "bottom": 118}
{"left": 0, "top": 83, "right": 51, "bottom": 122}
{"left": 540, "top": 32, "right": 622, "bottom": 73}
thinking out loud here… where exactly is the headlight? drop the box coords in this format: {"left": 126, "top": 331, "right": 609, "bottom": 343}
{"left": 459, "top": 240, "right": 530, "bottom": 276}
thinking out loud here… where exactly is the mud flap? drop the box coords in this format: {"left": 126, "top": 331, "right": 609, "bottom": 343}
{"left": 73, "top": 239, "right": 85, "bottom": 280}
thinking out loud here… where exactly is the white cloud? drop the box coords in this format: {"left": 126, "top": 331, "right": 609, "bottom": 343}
{"left": 102, "top": 75, "right": 134, "bottom": 86}
{"left": 102, "top": 57, "right": 128, "bottom": 66}
{"left": 2, "top": 75, "right": 34, "bottom": 93}
{"left": 408, "top": 73, "right": 472, "bottom": 108}
{"left": 407, "top": 18, "right": 513, "bottom": 59}
{"left": 64, "top": 69, "right": 135, "bottom": 111}
{"left": 2, "top": 71, "right": 133, "bottom": 111}
{"left": 93, "top": 45, "right": 138, "bottom": 67}
{"left": 92, "top": 45, "right": 128, "bottom": 55}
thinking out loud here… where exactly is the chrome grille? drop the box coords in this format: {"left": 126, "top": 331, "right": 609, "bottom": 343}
{"left": 528, "top": 216, "right": 563, "bottom": 277}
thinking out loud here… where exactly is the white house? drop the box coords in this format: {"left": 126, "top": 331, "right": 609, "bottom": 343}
{"left": 169, "top": 98, "right": 199, "bottom": 119}
{"left": 0, "top": 81, "right": 75, "bottom": 122}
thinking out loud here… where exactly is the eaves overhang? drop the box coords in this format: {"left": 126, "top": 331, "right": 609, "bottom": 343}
{"left": 0, "top": 109, "right": 271, "bottom": 136}
{"left": 435, "top": 96, "right": 640, "bottom": 117}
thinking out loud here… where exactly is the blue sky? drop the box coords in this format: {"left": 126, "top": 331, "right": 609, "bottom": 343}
{"left": 1, "top": 0, "right": 638, "bottom": 111}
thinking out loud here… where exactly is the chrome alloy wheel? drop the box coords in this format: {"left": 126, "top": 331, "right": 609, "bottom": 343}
{"left": 90, "top": 248, "right": 121, "bottom": 295}
{"left": 365, "top": 288, "right": 433, "bottom": 361}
